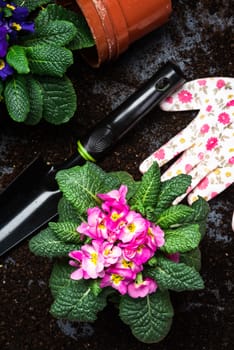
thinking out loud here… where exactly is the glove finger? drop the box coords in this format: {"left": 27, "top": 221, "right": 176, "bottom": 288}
{"left": 160, "top": 77, "right": 234, "bottom": 112}
{"left": 171, "top": 157, "right": 222, "bottom": 205}
{"left": 187, "top": 166, "right": 234, "bottom": 203}
{"left": 160, "top": 142, "right": 205, "bottom": 181}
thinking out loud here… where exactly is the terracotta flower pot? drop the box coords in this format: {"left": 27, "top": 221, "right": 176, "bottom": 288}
{"left": 73, "top": 0, "right": 172, "bottom": 67}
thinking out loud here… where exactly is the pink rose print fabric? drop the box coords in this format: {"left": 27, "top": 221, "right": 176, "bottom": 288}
{"left": 139, "top": 77, "right": 234, "bottom": 229}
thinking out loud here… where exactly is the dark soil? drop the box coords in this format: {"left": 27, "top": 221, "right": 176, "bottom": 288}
{"left": 0, "top": 1, "right": 233, "bottom": 349}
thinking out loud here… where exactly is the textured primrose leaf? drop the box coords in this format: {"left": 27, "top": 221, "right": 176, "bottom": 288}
{"left": 14, "top": 0, "right": 52, "bottom": 11}
{"left": 25, "top": 20, "right": 77, "bottom": 47}
{"left": 50, "top": 276, "right": 107, "bottom": 322}
{"left": 35, "top": 4, "right": 95, "bottom": 50}
{"left": 49, "top": 261, "right": 73, "bottom": 298}
{"left": 36, "top": 75, "right": 76, "bottom": 124}
{"left": 130, "top": 162, "right": 161, "bottom": 214}
{"left": 162, "top": 224, "right": 201, "bottom": 254}
{"left": 24, "top": 76, "right": 43, "bottom": 125}
{"left": 49, "top": 221, "right": 82, "bottom": 244}
{"left": 6, "top": 45, "right": 30, "bottom": 74}
{"left": 26, "top": 44, "right": 73, "bottom": 77}
{"left": 4, "top": 75, "right": 30, "bottom": 122}
{"left": 156, "top": 204, "right": 195, "bottom": 229}
{"left": 147, "top": 255, "right": 204, "bottom": 291}
{"left": 180, "top": 248, "right": 202, "bottom": 271}
{"left": 190, "top": 196, "right": 210, "bottom": 222}
{"left": 119, "top": 290, "right": 174, "bottom": 343}
{"left": 154, "top": 174, "right": 192, "bottom": 218}
{"left": 56, "top": 162, "right": 119, "bottom": 214}
{"left": 58, "top": 197, "right": 83, "bottom": 223}
{"left": 29, "top": 227, "right": 78, "bottom": 258}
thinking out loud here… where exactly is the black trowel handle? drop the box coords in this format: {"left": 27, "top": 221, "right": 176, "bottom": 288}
{"left": 59, "top": 62, "right": 185, "bottom": 170}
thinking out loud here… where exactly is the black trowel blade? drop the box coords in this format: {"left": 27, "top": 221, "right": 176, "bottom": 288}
{"left": 0, "top": 157, "right": 61, "bottom": 256}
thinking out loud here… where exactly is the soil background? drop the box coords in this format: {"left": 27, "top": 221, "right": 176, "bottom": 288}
{"left": 0, "top": 1, "right": 233, "bottom": 349}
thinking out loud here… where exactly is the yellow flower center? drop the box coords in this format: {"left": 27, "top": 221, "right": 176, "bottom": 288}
{"left": 127, "top": 223, "right": 136, "bottom": 233}
{"left": 6, "top": 4, "right": 16, "bottom": 10}
{"left": 98, "top": 222, "right": 105, "bottom": 230}
{"left": 90, "top": 252, "right": 98, "bottom": 265}
{"left": 0, "top": 59, "right": 5, "bottom": 70}
{"left": 104, "top": 248, "right": 110, "bottom": 256}
{"left": 122, "top": 260, "right": 133, "bottom": 268}
{"left": 11, "top": 22, "right": 22, "bottom": 31}
{"left": 111, "top": 274, "right": 124, "bottom": 285}
{"left": 111, "top": 212, "right": 121, "bottom": 221}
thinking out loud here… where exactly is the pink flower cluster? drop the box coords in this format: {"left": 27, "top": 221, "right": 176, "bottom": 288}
{"left": 69, "top": 185, "right": 165, "bottom": 298}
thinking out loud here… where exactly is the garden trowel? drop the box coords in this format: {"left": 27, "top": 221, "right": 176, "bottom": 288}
{"left": 0, "top": 62, "right": 185, "bottom": 256}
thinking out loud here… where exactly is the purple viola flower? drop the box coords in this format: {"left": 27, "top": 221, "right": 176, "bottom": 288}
{"left": 0, "top": 26, "right": 8, "bottom": 57}
{"left": 0, "top": 59, "right": 14, "bottom": 80}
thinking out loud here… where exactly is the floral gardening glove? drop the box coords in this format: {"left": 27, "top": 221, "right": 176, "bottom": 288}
{"left": 139, "top": 78, "right": 234, "bottom": 225}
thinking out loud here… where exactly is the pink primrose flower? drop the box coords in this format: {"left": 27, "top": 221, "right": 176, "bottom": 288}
{"left": 206, "top": 105, "right": 212, "bottom": 112}
{"left": 226, "top": 99, "right": 234, "bottom": 107}
{"left": 206, "top": 137, "right": 218, "bottom": 151}
{"left": 127, "top": 277, "right": 157, "bottom": 298}
{"left": 118, "top": 211, "right": 148, "bottom": 243}
{"left": 77, "top": 207, "right": 108, "bottom": 240}
{"left": 200, "top": 123, "right": 210, "bottom": 134}
{"left": 105, "top": 205, "right": 129, "bottom": 232}
{"left": 178, "top": 90, "right": 193, "bottom": 103}
{"left": 228, "top": 156, "right": 234, "bottom": 165}
{"left": 100, "top": 267, "right": 134, "bottom": 295}
{"left": 132, "top": 244, "right": 154, "bottom": 265}
{"left": 216, "top": 79, "right": 225, "bottom": 89}
{"left": 154, "top": 148, "right": 165, "bottom": 160}
{"left": 218, "top": 112, "right": 230, "bottom": 125}
{"left": 146, "top": 224, "right": 165, "bottom": 251}
{"left": 98, "top": 185, "right": 128, "bottom": 210}
{"left": 114, "top": 258, "right": 143, "bottom": 278}
{"left": 80, "top": 241, "right": 105, "bottom": 279}
{"left": 102, "top": 241, "right": 122, "bottom": 266}
{"left": 69, "top": 250, "right": 90, "bottom": 280}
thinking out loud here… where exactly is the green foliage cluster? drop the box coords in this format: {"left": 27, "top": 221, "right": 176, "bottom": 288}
{"left": 1, "top": 0, "right": 94, "bottom": 124}
{"left": 29, "top": 162, "right": 209, "bottom": 343}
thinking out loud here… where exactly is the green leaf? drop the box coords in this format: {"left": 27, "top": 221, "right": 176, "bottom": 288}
{"left": 14, "top": 0, "right": 52, "bottom": 11}
{"left": 58, "top": 196, "right": 83, "bottom": 222}
{"left": 29, "top": 227, "right": 77, "bottom": 258}
{"left": 154, "top": 174, "right": 192, "bottom": 218}
{"left": 4, "top": 76, "right": 30, "bottom": 122}
{"left": 6, "top": 45, "right": 30, "bottom": 74}
{"left": 147, "top": 255, "right": 204, "bottom": 291}
{"left": 24, "top": 76, "right": 43, "bottom": 125}
{"left": 25, "top": 20, "right": 77, "bottom": 47}
{"left": 36, "top": 4, "right": 95, "bottom": 50}
{"left": 49, "top": 261, "right": 73, "bottom": 298}
{"left": 49, "top": 221, "right": 82, "bottom": 244}
{"left": 156, "top": 205, "right": 195, "bottom": 229}
{"left": 130, "top": 162, "right": 161, "bottom": 214}
{"left": 50, "top": 266, "right": 107, "bottom": 321}
{"left": 119, "top": 290, "right": 174, "bottom": 343}
{"left": 180, "top": 248, "right": 202, "bottom": 271}
{"left": 56, "top": 162, "right": 117, "bottom": 214}
{"left": 162, "top": 224, "right": 201, "bottom": 254}
{"left": 190, "top": 196, "right": 210, "bottom": 222}
{"left": 0, "top": 80, "right": 3, "bottom": 98}
{"left": 37, "top": 75, "right": 76, "bottom": 124}
{"left": 26, "top": 44, "right": 73, "bottom": 77}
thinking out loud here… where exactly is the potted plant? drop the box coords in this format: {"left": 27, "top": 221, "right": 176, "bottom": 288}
{"left": 29, "top": 161, "right": 209, "bottom": 343}
{"left": 0, "top": 0, "right": 94, "bottom": 124}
